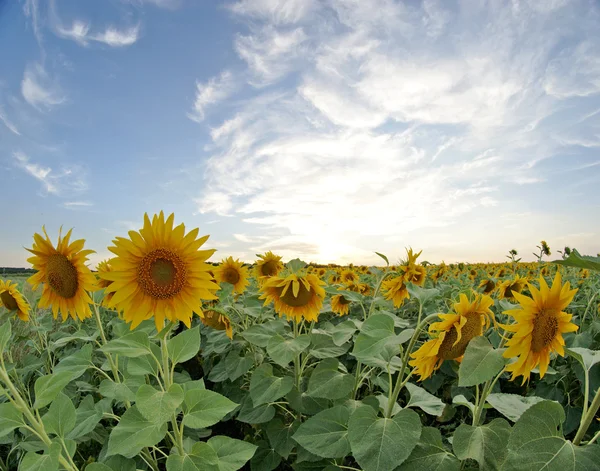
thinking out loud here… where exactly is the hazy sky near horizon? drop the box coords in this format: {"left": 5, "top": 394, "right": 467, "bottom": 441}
{"left": 1, "top": 0, "right": 599, "bottom": 268}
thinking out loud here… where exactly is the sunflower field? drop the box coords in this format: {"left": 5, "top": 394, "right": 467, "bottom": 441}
{"left": 1, "top": 212, "right": 599, "bottom": 471}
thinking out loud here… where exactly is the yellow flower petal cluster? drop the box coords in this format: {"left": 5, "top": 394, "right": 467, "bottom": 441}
{"left": 253, "top": 251, "right": 284, "bottom": 283}
{"left": 331, "top": 294, "right": 351, "bottom": 316}
{"left": 201, "top": 310, "right": 233, "bottom": 339}
{"left": 260, "top": 273, "right": 325, "bottom": 322}
{"left": 214, "top": 257, "right": 249, "bottom": 294}
{"left": 0, "top": 280, "right": 30, "bottom": 321}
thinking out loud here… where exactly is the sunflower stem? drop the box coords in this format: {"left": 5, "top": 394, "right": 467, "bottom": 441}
{"left": 368, "top": 270, "right": 395, "bottom": 319}
{"left": 573, "top": 385, "right": 600, "bottom": 445}
{"left": 91, "top": 298, "right": 121, "bottom": 385}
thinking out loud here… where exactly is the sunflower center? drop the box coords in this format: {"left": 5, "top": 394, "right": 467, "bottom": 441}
{"left": 0, "top": 291, "right": 19, "bottom": 311}
{"left": 222, "top": 267, "right": 241, "bottom": 285}
{"left": 531, "top": 308, "right": 559, "bottom": 352}
{"left": 338, "top": 295, "right": 351, "bottom": 305}
{"left": 278, "top": 282, "right": 313, "bottom": 307}
{"left": 47, "top": 254, "right": 79, "bottom": 298}
{"left": 138, "top": 248, "right": 186, "bottom": 299}
{"left": 438, "top": 312, "right": 483, "bottom": 360}
{"left": 260, "top": 261, "right": 278, "bottom": 277}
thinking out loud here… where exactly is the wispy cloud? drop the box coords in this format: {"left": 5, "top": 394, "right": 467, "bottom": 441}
{"left": 63, "top": 201, "right": 93, "bottom": 209}
{"left": 21, "top": 62, "right": 65, "bottom": 110}
{"left": 0, "top": 107, "right": 20, "bottom": 135}
{"left": 23, "top": 0, "right": 43, "bottom": 46}
{"left": 13, "top": 151, "right": 88, "bottom": 195}
{"left": 13, "top": 151, "right": 57, "bottom": 194}
{"left": 228, "top": 0, "right": 317, "bottom": 25}
{"left": 188, "top": 71, "right": 236, "bottom": 122}
{"left": 54, "top": 20, "right": 140, "bottom": 47}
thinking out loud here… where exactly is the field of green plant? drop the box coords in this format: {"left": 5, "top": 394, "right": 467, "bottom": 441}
{"left": 0, "top": 214, "right": 599, "bottom": 471}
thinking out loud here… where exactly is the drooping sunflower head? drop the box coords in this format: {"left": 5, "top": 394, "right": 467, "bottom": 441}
{"left": 99, "top": 212, "right": 219, "bottom": 330}
{"left": 498, "top": 275, "right": 527, "bottom": 300}
{"left": 331, "top": 294, "right": 351, "bottom": 316}
{"left": 201, "top": 310, "right": 233, "bottom": 339}
{"left": 0, "top": 280, "right": 31, "bottom": 321}
{"left": 403, "top": 264, "right": 427, "bottom": 286}
{"left": 502, "top": 272, "right": 578, "bottom": 384}
{"left": 253, "top": 251, "right": 284, "bottom": 281}
{"left": 381, "top": 275, "right": 410, "bottom": 308}
{"left": 316, "top": 267, "right": 327, "bottom": 277}
{"left": 409, "top": 292, "right": 495, "bottom": 380}
{"left": 340, "top": 269, "right": 359, "bottom": 284}
{"left": 26, "top": 227, "right": 97, "bottom": 322}
{"left": 259, "top": 272, "right": 326, "bottom": 322}
{"left": 495, "top": 268, "right": 507, "bottom": 278}
{"left": 328, "top": 273, "right": 341, "bottom": 284}
{"left": 541, "top": 240, "right": 551, "bottom": 256}
{"left": 214, "top": 257, "right": 249, "bottom": 294}
{"left": 478, "top": 279, "right": 496, "bottom": 295}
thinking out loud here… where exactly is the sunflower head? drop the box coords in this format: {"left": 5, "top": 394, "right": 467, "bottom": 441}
{"left": 259, "top": 270, "right": 325, "bottom": 323}
{"left": 381, "top": 275, "right": 410, "bottom": 308}
{"left": 253, "top": 251, "right": 284, "bottom": 282}
{"left": 316, "top": 267, "right": 327, "bottom": 277}
{"left": 502, "top": 272, "right": 578, "bottom": 384}
{"left": 409, "top": 292, "right": 494, "bottom": 380}
{"left": 541, "top": 240, "right": 551, "bottom": 256}
{"left": 331, "top": 294, "right": 351, "bottom": 316}
{"left": 201, "top": 310, "right": 233, "bottom": 339}
{"left": 404, "top": 264, "right": 427, "bottom": 286}
{"left": 498, "top": 275, "right": 527, "bottom": 300}
{"left": 478, "top": 279, "right": 496, "bottom": 294}
{"left": 99, "top": 212, "right": 219, "bottom": 330}
{"left": 0, "top": 280, "right": 31, "bottom": 321}
{"left": 214, "top": 257, "right": 249, "bottom": 294}
{"left": 340, "top": 269, "right": 359, "bottom": 284}
{"left": 26, "top": 227, "right": 97, "bottom": 322}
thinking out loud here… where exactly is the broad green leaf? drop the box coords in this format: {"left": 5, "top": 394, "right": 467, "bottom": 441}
{"left": 452, "top": 394, "right": 475, "bottom": 414}
{"left": 453, "top": 418, "right": 511, "bottom": 471}
{"left": 398, "top": 427, "right": 460, "bottom": 471}
{"left": 293, "top": 406, "right": 351, "bottom": 459}
{"left": 99, "top": 379, "right": 135, "bottom": 403}
{"left": 0, "top": 320, "right": 11, "bottom": 353}
{"left": 405, "top": 382, "right": 445, "bottom": 416}
{"left": 458, "top": 336, "right": 505, "bottom": 387}
{"left": 85, "top": 465, "right": 113, "bottom": 471}
{"left": 208, "top": 435, "right": 258, "bottom": 471}
{"left": 266, "top": 418, "right": 300, "bottom": 459}
{"left": 224, "top": 351, "right": 253, "bottom": 381}
{"left": 0, "top": 402, "right": 23, "bottom": 438}
{"left": 567, "top": 348, "right": 600, "bottom": 371}
{"left": 42, "top": 392, "right": 76, "bottom": 437}
{"left": 331, "top": 321, "right": 357, "bottom": 346}
{"left": 67, "top": 395, "right": 102, "bottom": 440}
{"left": 51, "top": 330, "right": 97, "bottom": 348}
{"left": 553, "top": 249, "right": 600, "bottom": 271}
{"left": 168, "top": 326, "right": 201, "bottom": 364}
{"left": 249, "top": 363, "right": 294, "bottom": 407}
{"left": 19, "top": 442, "right": 61, "bottom": 471}
{"left": 351, "top": 314, "right": 404, "bottom": 364}
{"left": 107, "top": 405, "right": 167, "bottom": 458}
{"left": 166, "top": 442, "right": 219, "bottom": 471}
{"left": 136, "top": 383, "right": 184, "bottom": 425}
{"left": 250, "top": 440, "right": 281, "bottom": 471}
{"left": 242, "top": 321, "right": 287, "bottom": 348}
{"left": 485, "top": 393, "right": 546, "bottom": 422}
{"left": 309, "top": 334, "right": 351, "bottom": 359}
{"left": 237, "top": 396, "right": 276, "bottom": 424}
{"left": 406, "top": 285, "right": 440, "bottom": 306}
{"left": 183, "top": 389, "right": 238, "bottom": 429}
{"left": 127, "top": 343, "right": 161, "bottom": 376}
{"left": 375, "top": 252, "right": 389, "bottom": 266}
{"left": 267, "top": 334, "right": 310, "bottom": 367}
{"left": 287, "top": 258, "right": 307, "bottom": 272}
{"left": 101, "top": 331, "right": 151, "bottom": 358}
{"left": 348, "top": 406, "right": 421, "bottom": 471}
{"left": 307, "top": 359, "right": 354, "bottom": 400}
{"left": 53, "top": 344, "right": 93, "bottom": 379}
{"left": 33, "top": 371, "right": 73, "bottom": 409}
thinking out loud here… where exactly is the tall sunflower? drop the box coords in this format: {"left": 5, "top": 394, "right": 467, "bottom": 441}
{"left": 410, "top": 293, "right": 494, "bottom": 381}
{"left": 27, "top": 227, "right": 97, "bottom": 322}
{"left": 259, "top": 272, "right": 325, "bottom": 322}
{"left": 331, "top": 294, "right": 351, "bottom": 316}
{"left": 497, "top": 275, "right": 527, "bottom": 301}
{"left": 99, "top": 212, "right": 219, "bottom": 330}
{"left": 96, "top": 259, "right": 114, "bottom": 306}
{"left": 214, "top": 257, "right": 249, "bottom": 294}
{"left": 502, "top": 273, "right": 578, "bottom": 384}
{"left": 253, "top": 251, "right": 284, "bottom": 281}
{"left": 0, "top": 280, "right": 30, "bottom": 321}
{"left": 381, "top": 275, "right": 410, "bottom": 308}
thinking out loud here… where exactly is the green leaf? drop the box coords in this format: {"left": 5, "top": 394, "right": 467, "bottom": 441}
{"left": 309, "top": 334, "right": 351, "bottom": 359}
{"left": 0, "top": 402, "right": 23, "bottom": 438}
{"left": 53, "top": 344, "right": 93, "bottom": 379}
{"left": 242, "top": 321, "right": 287, "bottom": 348}
{"left": 452, "top": 394, "right": 475, "bottom": 414}
{"left": 136, "top": 383, "right": 184, "bottom": 425}
{"left": 485, "top": 393, "right": 546, "bottom": 422}
{"left": 166, "top": 442, "right": 219, "bottom": 471}
{"left": 107, "top": 405, "right": 167, "bottom": 458}
{"left": 250, "top": 440, "right": 281, "bottom": 471}
{"left": 398, "top": 427, "right": 460, "bottom": 471}
{"left": 33, "top": 371, "right": 74, "bottom": 409}
{"left": 405, "top": 382, "right": 445, "bottom": 416}
{"left": 99, "top": 379, "right": 135, "bottom": 403}
{"left": 67, "top": 395, "right": 102, "bottom": 440}
{"left": 453, "top": 418, "right": 511, "bottom": 471}
{"left": 85, "top": 465, "right": 113, "bottom": 471}
{"left": 553, "top": 249, "right": 600, "bottom": 271}
{"left": 168, "top": 326, "right": 201, "bottom": 364}
{"left": 249, "top": 363, "right": 294, "bottom": 407}
{"left": 286, "top": 258, "right": 307, "bottom": 272}
{"left": 351, "top": 314, "right": 403, "bottom": 364}
{"left": 458, "top": 336, "right": 505, "bottom": 387}
{"left": 348, "top": 406, "right": 421, "bottom": 471}
{"left": 19, "top": 442, "right": 61, "bottom": 471}
{"left": 127, "top": 343, "right": 161, "bottom": 376}
{"left": 266, "top": 418, "right": 300, "bottom": 459}
{"left": 501, "top": 400, "right": 600, "bottom": 471}
{"left": 267, "top": 334, "right": 311, "bottom": 367}
{"left": 42, "top": 392, "right": 76, "bottom": 437}
{"left": 375, "top": 252, "right": 389, "bottom": 266}
{"left": 208, "top": 436, "right": 258, "bottom": 471}
{"left": 51, "top": 330, "right": 97, "bottom": 348}
{"left": 406, "top": 285, "right": 440, "bottom": 306}
{"left": 101, "top": 331, "right": 151, "bottom": 358}
{"left": 307, "top": 359, "right": 354, "bottom": 400}
{"left": 293, "top": 406, "right": 351, "bottom": 459}
{"left": 566, "top": 348, "right": 600, "bottom": 371}
{"left": 182, "top": 389, "right": 238, "bottom": 429}
{"left": 224, "top": 351, "right": 253, "bottom": 381}
{"left": 0, "top": 320, "right": 11, "bottom": 353}
{"left": 331, "top": 321, "right": 357, "bottom": 346}
{"left": 237, "top": 397, "right": 276, "bottom": 424}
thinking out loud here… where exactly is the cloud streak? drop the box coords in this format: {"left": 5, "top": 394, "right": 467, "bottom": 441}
{"left": 21, "top": 62, "right": 65, "bottom": 110}
{"left": 13, "top": 152, "right": 88, "bottom": 196}
{"left": 188, "top": 71, "right": 236, "bottom": 122}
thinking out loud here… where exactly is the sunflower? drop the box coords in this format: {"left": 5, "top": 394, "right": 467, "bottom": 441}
{"left": 331, "top": 294, "right": 351, "bottom": 316}
{"left": 254, "top": 251, "right": 284, "bottom": 281}
{"left": 316, "top": 267, "right": 327, "bottom": 277}
{"left": 502, "top": 273, "right": 578, "bottom": 384}
{"left": 99, "top": 212, "right": 219, "bottom": 330}
{"left": 214, "top": 257, "right": 249, "bottom": 294}
{"left": 0, "top": 280, "right": 30, "bottom": 321}
{"left": 259, "top": 273, "right": 325, "bottom": 322}
{"left": 329, "top": 273, "right": 341, "bottom": 284}
{"left": 96, "top": 259, "right": 114, "bottom": 306}
{"left": 27, "top": 227, "right": 97, "bottom": 322}
{"left": 541, "top": 240, "right": 551, "bottom": 256}
{"left": 410, "top": 293, "right": 495, "bottom": 380}
{"left": 381, "top": 275, "right": 410, "bottom": 308}
{"left": 201, "top": 310, "right": 233, "bottom": 339}
{"left": 340, "top": 269, "right": 359, "bottom": 284}
{"left": 497, "top": 275, "right": 527, "bottom": 301}
{"left": 478, "top": 279, "right": 496, "bottom": 295}
{"left": 495, "top": 268, "right": 507, "bottom": 278}
{"left": 404, "top": 264, "right": 427, "bottom": 286}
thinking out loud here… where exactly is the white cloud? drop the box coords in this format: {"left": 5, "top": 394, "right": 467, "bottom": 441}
{"left": 0, "top": 107, "right": 20, "bottom": 135}
{"left": 229, "top": 0, "right": 317, "bottom": 24}
{"left": 13, "top": 152, "right": 88, "bottom": 195}
{"left": 188, "top": 71, "right": 236, "bottom": 123}
{"left": 63, "top": 201, "right": 93, "bottom": 208}
{"left": 21, "top": 63, "right": 65, "bottom": 110}
{"left": 14, "top": 151, "right": 57, "bottom": 194}
{"left": 544, "top": 40, "right": 600, "bottom": 98}
{"left": 23, "top": 0, "right": 43, "bottom": 45}
{"left": 54, "top": 20, "right": 140, "bottom": 47}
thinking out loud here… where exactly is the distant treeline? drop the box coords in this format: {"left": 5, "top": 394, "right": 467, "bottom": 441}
{"left": 1, "top": 267, "right": 36, "bottom": 275}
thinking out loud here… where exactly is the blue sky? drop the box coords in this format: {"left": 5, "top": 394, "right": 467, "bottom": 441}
{"left": 1, "top": 0, "right": 599, "bottom": 268}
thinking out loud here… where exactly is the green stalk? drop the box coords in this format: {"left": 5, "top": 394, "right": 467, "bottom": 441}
{"left": 573, "top": 386, "right": 600, "bottom": 445}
